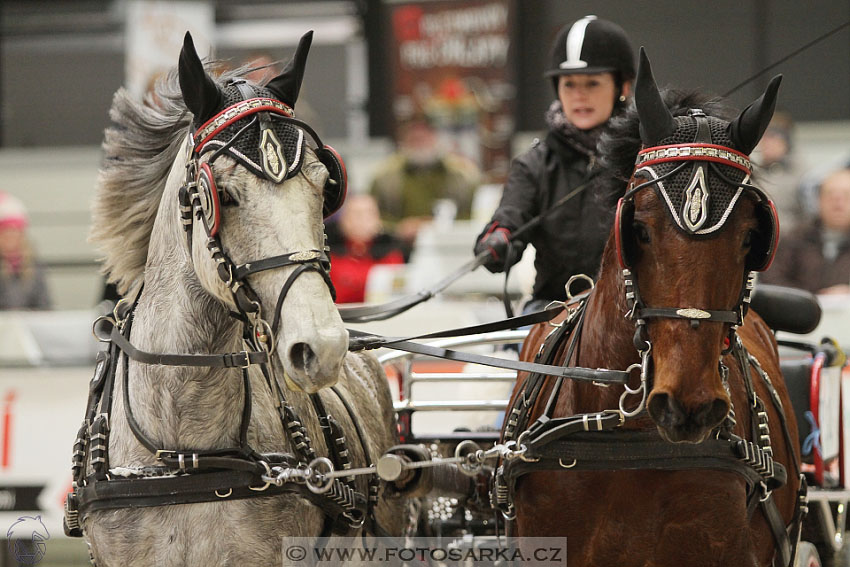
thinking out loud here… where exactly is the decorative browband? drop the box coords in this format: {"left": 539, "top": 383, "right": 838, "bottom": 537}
{"left": 193, "top": 98, "right": 295, "bottom": 151}
{"left": 636, "top": 143, "right": 751, "bottom": 175}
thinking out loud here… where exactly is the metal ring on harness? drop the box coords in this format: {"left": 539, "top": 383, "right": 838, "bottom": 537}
{"left": 515, "top": 430, "right": 540, "bottom": 463}
{"left": 566, "top": 274, "right": 595, "bottom": 300}
{"left": 249, "top": 461, "right": 273, "bottom": 492}
{"left": 92, "top": 316, "right": 116, "bottom": 343}
{"left": 306, "top": 457, "right": 335, "bottom": 494}
{"left": 454, "top": 439, "right": 484, "bottom": 476}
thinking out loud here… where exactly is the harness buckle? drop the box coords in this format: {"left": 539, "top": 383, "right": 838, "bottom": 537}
{"left": 154, "top": 449, "right": 176, "bottom": 462}
{"left": 238, "top": 350, "right": 253, "bottom": 369}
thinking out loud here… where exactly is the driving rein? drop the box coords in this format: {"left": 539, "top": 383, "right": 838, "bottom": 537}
{"left": 65, "top": 91, "right": 376, "bottom": 539}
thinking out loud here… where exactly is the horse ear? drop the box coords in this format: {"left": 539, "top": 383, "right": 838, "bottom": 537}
{"left": 265, "top": 31, "right": 313, "bottom": 108}
{"left": 727, "top": 74, "right": 782, "bottom": 155}
{"left": 178, "top": 32, "right": 222, "bottom": 125}
{"left": 635, "top": 47, "right": 676, "bottom": 146}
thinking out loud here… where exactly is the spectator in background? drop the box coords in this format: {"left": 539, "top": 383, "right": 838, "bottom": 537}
{"left": 761, "top": 166, "right": 850, "bottom": 294}
{"left": 752, "top": 111, "right": 808, "bottom": 233}
{"left": 369, "top": 116, "right": 481, "bottom": 258}
{"left": 326, "top": 194, "right": 405, "bottom": 304}
{"left": 0, "top": 192, "right": 51, "bottom": 310}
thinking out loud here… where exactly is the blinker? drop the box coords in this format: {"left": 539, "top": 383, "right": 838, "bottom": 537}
{"left": 260, "top": 127, "right": 287, "bottom": 183}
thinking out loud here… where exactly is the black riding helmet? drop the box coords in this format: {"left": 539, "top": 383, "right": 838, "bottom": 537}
{"left": 544, "top": 15, "right": 636, "bottom": 99}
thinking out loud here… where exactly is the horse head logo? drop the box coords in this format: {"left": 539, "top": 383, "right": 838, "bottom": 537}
{"left": 6, "top": 515, "right": 50, "bottom": 565}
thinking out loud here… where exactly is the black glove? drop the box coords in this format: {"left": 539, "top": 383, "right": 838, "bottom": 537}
{"left": 474, "top": 223, "right": 520, "bottom": 273}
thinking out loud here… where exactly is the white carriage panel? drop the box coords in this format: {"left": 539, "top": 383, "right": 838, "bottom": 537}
{"left": 820, "top": 365, "right": 841, "bottom": 462}
{"left": 0, "top": 367, "right": 91, "bottom": 539}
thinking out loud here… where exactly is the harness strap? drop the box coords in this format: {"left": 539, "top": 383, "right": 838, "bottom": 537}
{"left": 109, "top": 325, "right": 268, "bottom": 368}
{"left": 234, "top": 249, "right": 330, "bottom": 280}
{"left": 504, "top": 300, "right": 588, "bottom": 441}
{"left": 636, "top": 307, "right": 740, "bottom": 323}
{"left": 73, "top": 468, "right": 363, "bottom": 528}
{"left": 348, "top": 304, "right": 563, "bottom": 350}
{"left": 351, "top": 331, "right": 628, "bottom": 384}
{"left": 503, "top": 430, "right": 786, "bottom": 492}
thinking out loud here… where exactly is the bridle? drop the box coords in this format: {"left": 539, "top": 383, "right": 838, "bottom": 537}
{"left": 613, "top": 110, "right": 780, "bottom": 393}
{"left": 178, "top": 80, "right": 343, "bottom": 343}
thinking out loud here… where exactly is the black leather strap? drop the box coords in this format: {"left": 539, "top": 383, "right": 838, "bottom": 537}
{"left": 348, "top": 304, "right": 564, "bottom": 351}
{"left": 234, "top": 249, "right": 330, "bottom": 280}
{"left": 110, "top": 325, "right": 268, "bottom": 368}
{"left": 636, "top": 307, "right": 740, "bottom": 323}
{"left": 349, "top": 329, "right": 628, "bottom": 384}
{"left": 505, "top": 430, "right": 785, "bottom": 491}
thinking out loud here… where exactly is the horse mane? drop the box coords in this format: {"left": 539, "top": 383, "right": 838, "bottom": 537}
{"left": 89, "top": 64, "right": 250, "bottom": 294}
{"left": 597, "top": 88, "right": 735, "bottom": 207}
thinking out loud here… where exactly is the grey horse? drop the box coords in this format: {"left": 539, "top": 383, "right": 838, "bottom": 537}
{"left": 78, "top": 31, "right": 403, "bottom": 566}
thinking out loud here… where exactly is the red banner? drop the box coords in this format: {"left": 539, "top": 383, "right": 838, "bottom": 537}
{"left": 388, "top": 0, "right": 516, "bottom": 182}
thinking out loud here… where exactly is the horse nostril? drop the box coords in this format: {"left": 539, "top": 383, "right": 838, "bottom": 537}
{"left": 647, "top": 393, "right": 686, "bottom": 429}
{"left": 694, "top": 398, "right": 730, "bottom": 428}
{"left": 289, "top": 342, "right": 317, "bottom": 374}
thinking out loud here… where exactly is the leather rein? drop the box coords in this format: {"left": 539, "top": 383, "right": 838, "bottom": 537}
{"left": 65, "top": 96, "right": 377, "bottom": 538}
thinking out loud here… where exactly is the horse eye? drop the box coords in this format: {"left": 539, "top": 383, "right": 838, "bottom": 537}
{"left": 219, "top": 189, "right": 238, "bottom": 206}
{"left": 742, "top": 230, "right": 753, "bottom": 249}
{"left": 634, "top": 223, "right": 651, "bottom": 244}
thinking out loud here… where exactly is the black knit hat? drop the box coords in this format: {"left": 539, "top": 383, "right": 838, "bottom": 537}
{"left": 544, "top": 15, "right": 636, "bottom": 81}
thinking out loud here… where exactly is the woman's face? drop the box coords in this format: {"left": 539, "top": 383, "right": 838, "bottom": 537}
{"left": 557, "top": 72, "right": 620, "bottom": 130}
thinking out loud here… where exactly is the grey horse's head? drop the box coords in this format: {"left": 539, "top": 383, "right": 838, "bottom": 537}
{"left": 177, "top": 31, "right": 348, "bottom": 393}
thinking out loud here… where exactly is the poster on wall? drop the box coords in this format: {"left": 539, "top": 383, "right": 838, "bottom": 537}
{"left": 387, "top": 0, "right": 516, "bottom": 183}
{"left": 125, "top": 1, "right": 215, "bottom": 101}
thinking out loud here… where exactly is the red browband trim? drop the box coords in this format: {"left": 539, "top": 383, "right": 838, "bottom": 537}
{"left": 193, "top": 98, "right": 294, "bottom": 153}
{"left": 636, "top": 143, "right": 752, "bottom": 175}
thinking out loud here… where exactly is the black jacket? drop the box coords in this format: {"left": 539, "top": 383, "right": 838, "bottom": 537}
{"left": 481, "top": 128, "right": 616, "bottom": 301}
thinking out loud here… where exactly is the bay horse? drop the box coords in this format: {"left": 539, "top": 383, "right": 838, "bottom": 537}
{"left": 496, "top": 49, "right": 806, "bottom": 567}
{"left": 66, "top": 32, "right": 402, "bottom": 566}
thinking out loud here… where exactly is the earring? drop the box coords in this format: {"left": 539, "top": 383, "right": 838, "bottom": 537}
{"left": 619, "top": 95, "right": 627, "bottom": 102}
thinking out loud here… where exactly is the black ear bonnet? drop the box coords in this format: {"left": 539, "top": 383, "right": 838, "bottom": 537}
{"left": 615, "top": 49, "right": 780, "bottom": 273}
{"left": 192, "top": 79, "right": 347, "bottom": 220}
{"left": 615, "top": 111, "right": 779, "bottom": 272}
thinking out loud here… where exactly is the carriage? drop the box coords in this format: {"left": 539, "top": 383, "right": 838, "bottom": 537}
{"left": 61, "top": 27, "right": 847, "bottom": 567}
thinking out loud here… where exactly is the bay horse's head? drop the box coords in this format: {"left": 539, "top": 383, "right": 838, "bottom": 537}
{"left": 614, "top": 49, "right": 780, "bottom": 442}
{"left": 177, "top": 32, "right": 348, "bottom": 393}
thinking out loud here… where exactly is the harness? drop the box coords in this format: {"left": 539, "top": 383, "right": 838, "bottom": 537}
{"left": 64, "top": 84, "right": 375, "bottom": 540}
{"left": 493, "top": 111, "right": 807, "bottom": 567}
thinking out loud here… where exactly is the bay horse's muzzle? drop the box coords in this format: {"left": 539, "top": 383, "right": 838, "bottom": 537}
{"left": 647, "top": 390, "right": 730, "bottom": 443}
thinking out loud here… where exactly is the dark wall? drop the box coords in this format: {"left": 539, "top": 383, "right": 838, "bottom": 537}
{"left": 1, "top": 1, "right": 848, "bottom": 147}
{"left": 1, "top": 39, "right": 122, "bottom": 147}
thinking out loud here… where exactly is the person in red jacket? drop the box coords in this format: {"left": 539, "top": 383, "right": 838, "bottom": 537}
{"left": 326, "top": 194, "right": 405, "bottom": 304}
